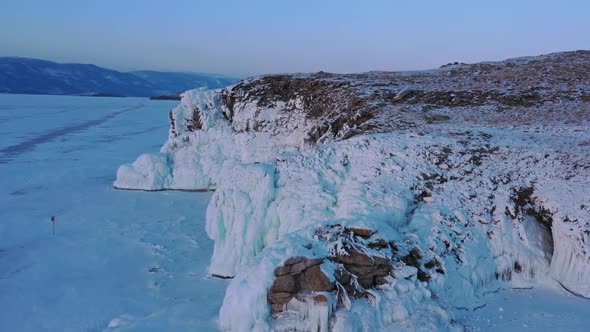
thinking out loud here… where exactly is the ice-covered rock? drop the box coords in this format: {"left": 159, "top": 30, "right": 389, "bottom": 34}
{"left": 206, "top": 162, "right": 278, "bottom": 277}
{"left": 114, "top": 153, "right": 171, "bottom": 190}
{"left": 115, "top": 50, "right": 590, "bottom": 331}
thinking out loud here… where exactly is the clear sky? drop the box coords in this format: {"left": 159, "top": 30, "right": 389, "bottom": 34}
{"left": 1, "top": 0, "right": 589, "bottom": 76}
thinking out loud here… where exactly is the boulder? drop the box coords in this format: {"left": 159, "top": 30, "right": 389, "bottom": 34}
{"left": 270, "top": 275, "right": 298, "bottom": 293}
{"left": 335, "top": 250, "right": 373, "bottom": 266}
{"left": 290, "top": 258, "right": 324, "bottom": 275}
{"left": 312, "top": 294, "right": 329, "bottom": 303}
{"left": 268, "top": 292, "right": 293, "bottom": 304}
{"left": 358, "top": 276, "right": 375, "bottom": 289}
{"left": 300, "top": 265, "right": 334, "bottom": 292}
{"left": 274, "top": 265, "right": 291, "bottom": 276}
{"left": 347, "top": 264, "right": 390, "bottom": 279}
{"left": 284, "top": 256, "right": 306, "bottom": 266}
{"left": 346, "top": 227, "right": 374, "bottom": 238}
{"left": 345, "top": 264, "right": 375, "bottom": 276}
{"left": 371, "top": 255, "right": 390, "bottom": 266}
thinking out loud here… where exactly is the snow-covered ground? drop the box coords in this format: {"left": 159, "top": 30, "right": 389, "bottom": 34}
{"left": 0, "top": 94, "right": 225, "bottom": 332}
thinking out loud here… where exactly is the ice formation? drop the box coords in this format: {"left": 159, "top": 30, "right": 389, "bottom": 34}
{"left": 115, "top": 51, "right": 590, "bottom": 331}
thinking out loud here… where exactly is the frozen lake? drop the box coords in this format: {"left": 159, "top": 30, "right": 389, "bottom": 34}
{"left": 1, "top": 93, "right": 588, "bottom": 332}
{"left": 0, "top": 94, "right": 227, "bottom": 331}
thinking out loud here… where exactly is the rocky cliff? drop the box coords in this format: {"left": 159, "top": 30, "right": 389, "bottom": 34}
{"left": 115, "top": 51, "right": 590, "bottom": 331}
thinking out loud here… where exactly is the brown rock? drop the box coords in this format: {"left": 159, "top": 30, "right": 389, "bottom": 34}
{"left": 358, "top": 276, "right": 374, "bottom": 289}
{"left": 290, "top": 258, "right": 324, "bottom": 275}
{"left": 313, "top": 294, "right": 329, "bottom": 303}
{"left": 346, "top": 264, "right": 375, "bottom": 276}
{"left": 300, "top": 265, "right": 334, "bottom": 292}
{"left": 335, "top": 268, "right": 352, "bottom": 285}
{"left": 347, "top": 264, "right": 390, "bottom": 278}
{"left": 346, "top": 227, "right": 374, "bottom": 238}
{"left": 274, "top": 265, "right": 291, "bottom": 276}
{"left": 268, "top": 292, "right": 293, "bottom": 304}
{"left": 335, "top": 250, "right": 374, "bottom": 266}
{"left": 370, "top": 266, "right": 391, "bottom": 278}
{"left": 375, "top": 276, "right": 389, "bottom": 285}
{"left": 371, "top": 255, "right": 390, "bottom": 266}
{"left": 284, "top": 256, "right": 306, "bottom": 266}
{"left": 270, "top": 275, "right": 298, "bottom": 293}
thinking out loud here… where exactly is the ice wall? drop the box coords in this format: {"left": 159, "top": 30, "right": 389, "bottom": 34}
{"left": 550, "top": 225, "right": 590, "bottom": 297}
{"left": 114, "top": 88, "right": 308, "bottom": 191}
{"left": 205, "top": 162, "right": 278, "bottom": 277}
{"left": 211, "top": 130, "right": 590, "bottom": 331}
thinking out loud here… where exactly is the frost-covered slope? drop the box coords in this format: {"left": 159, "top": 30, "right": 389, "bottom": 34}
{"left": 115, "top": 51, "right": 590, "bottom": 331}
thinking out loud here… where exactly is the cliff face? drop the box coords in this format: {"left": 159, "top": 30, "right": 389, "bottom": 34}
{"left": 115, "top": 51, "right": 590, "bottom": 331}
{"left": 220, "top": 75, "right": 368, "bottom": 143}
{"left": 217, "top": 50, "right": 590, "bottom": 142}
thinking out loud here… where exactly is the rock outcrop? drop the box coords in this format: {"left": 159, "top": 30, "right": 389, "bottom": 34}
{"left": 265, "top": 224, "right": 450, "bottom": 329}
{"left": 268, "top": 257, "right": 333, "bottom": 314}
{"left": 115, "top": 50, "right": 590, "bottom": 332}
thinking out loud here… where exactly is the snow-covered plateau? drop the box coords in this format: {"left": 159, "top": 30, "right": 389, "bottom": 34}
{"left": 112, "top": 50, "right": 586, "bottom": 331}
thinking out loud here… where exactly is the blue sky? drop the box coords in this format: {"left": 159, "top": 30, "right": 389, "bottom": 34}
{"left": 1, "top": 0, "right": 589, "bottom": 75}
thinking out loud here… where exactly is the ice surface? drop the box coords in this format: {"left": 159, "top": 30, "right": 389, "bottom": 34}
{"left": 455, "top": 287, "right": 590, "bottom": 331}
{"left": 0, "top": 94, "right": 225, "bottom": 332}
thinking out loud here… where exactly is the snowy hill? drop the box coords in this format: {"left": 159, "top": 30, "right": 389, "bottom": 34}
{"left": 115, "top": 50, "right": 590, "bottom": 331}
{"left": 0, "top": 57, "right": 236, "bottom": 97}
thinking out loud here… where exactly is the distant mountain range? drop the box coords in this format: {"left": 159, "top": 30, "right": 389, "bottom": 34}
{"left": 0, "top": 57, "right": 238, "bottom": 97}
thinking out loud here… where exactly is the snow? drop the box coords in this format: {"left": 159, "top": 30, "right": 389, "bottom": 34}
{"left": 10, "top": 51, "right": 588, "bottom": 331}
{"left": 114, "top": 64, "right": 590, "bottom": 330}
{"left": 0, "top": 94, "right": 225, "bottom": 332}
{"left": 2, "top": 72, "right": 589, "bottom": 330}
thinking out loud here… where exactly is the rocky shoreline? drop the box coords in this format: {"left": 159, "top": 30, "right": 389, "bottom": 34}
{"left": 115, "top": 50, "right": 590, "bottom": 331}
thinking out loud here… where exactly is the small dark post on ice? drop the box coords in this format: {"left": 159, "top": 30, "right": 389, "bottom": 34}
{"left": 51, "top": 216, "right": 55, "bottom": 236}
